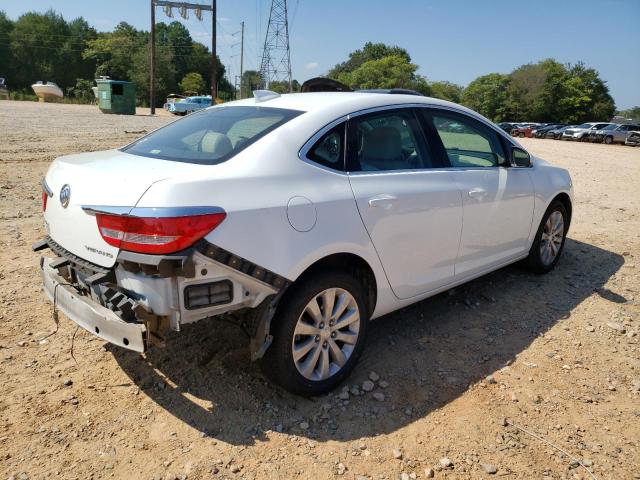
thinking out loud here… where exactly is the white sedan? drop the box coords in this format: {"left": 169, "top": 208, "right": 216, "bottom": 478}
{"left": 35, "top": 91, "right": 573, "bottom": 395}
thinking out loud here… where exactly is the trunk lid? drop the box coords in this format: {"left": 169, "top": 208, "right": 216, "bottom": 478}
{"left": 43, "top": 149, "right": 199, "bottom": 268}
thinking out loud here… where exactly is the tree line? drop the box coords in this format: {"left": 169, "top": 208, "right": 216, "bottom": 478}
{"left": 327, "top": 42, "right": 619, "bottom": 123}
{"left": 0, "top": 9, "right": 233, "bottom": 105}
{"left": 0, "top": 11, "right": 631, "bottom": 122}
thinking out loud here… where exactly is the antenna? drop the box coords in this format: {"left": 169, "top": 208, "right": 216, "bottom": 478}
{"left": 259, "top": 0, "right": 292, "bottom": 92}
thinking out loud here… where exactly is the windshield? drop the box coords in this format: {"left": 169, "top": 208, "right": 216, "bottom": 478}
{"left": 123, "top": 106, "right": 302, "bottom": 165}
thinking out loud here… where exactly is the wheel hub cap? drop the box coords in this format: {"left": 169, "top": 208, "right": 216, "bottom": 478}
{"left": 540, "top": 210, "right": 564, "bottom": 266}
{"left": 291, "top": 288, "right": 360, "bottom": 381}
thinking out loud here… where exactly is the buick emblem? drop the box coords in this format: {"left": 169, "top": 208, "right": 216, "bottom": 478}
{"left": 59, "top": 184, "right": 71, "bottom": 208}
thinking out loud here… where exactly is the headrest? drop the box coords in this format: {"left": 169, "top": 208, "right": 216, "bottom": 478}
{"left": 201, "top": 132, "right": 233, "bottom": 157}
{"left": 361, "top": 126, "right": 402, "bottom": 165}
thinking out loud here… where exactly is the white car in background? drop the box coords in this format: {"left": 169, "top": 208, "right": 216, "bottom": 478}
{"left": 35, "top": 91, "right": 573, "bottom": 395}
{"left": 561, "top": 122, "right": 613, "bottom": 141}
{"left": 164, "top": 95, "right": 212, "bottom": 115}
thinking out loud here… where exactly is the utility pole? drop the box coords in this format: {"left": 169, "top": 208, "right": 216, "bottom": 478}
{"left": 150, "top": 0, "right": 156, "bottom": 114}
{"left": 211, "top": 0, "right": 216, "bottom": 101}
{"left": 239, "top": 21, "right": 244, "bottom": 98}
{"left": 150, "top": 1, "right": 216, "bottom": 112}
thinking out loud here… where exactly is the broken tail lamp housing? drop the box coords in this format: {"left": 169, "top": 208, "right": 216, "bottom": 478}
{"left": 184, "top": 280, "right": 233, "bottom": 310}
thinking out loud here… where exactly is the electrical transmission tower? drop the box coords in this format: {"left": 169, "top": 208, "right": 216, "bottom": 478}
{"left": 259, "top": 0, "right": 292, "bottom": 91}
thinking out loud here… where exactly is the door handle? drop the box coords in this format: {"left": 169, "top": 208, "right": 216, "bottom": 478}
{"left": 368, "top": 194, "right": 397, "bottom": 208}
{"left": 468, "top": 187, "right": 488, "bottom": 200}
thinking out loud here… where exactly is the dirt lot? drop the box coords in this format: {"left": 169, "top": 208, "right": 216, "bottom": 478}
{"left": 1, "top": 101, "right": 639, "bottom": 480}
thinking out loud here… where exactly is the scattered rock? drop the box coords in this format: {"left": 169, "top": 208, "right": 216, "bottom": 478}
{"left": 392, "top": 449, "right": 403, "bottom": 460}
{"left": 229, "top": 464, "right": 240, "bottom": 474}
{"left": 439, "top": 457, "right": 453, "bottom": 469}
{"left": 379, "top": 380, "right": 389, "bottom": 389}
{"left": 369, "top": 371, "right": 380, "bottom": 382}
{"left": 338, "top": 390, "right": 350, "bottom": 401}
{"left": 336, "top": 462, "right": 347, "bottom": 475}
{"left": 424, "top": 467, "right": 435, "bottom": 478}
{"left": 63, "top": 379, "right": 73, "bottom": 387}
{"left": 485, "top": 374, "right": 497, "bottom": 384}
{"left": 400, "top": 473, "right": 410, "bottom": 480}
{"left": 372, "top": 392, "right": 385, "bottom": 402}
{"left": 585, "top": 325, "right": 595, "bottom": 332}
{"left": 299, "top": 421, "right": 309, "bottom": 430}
{"left": 17, "top": 341, "right": 27, "bottom": 347}
{"left": 581, "top": 459, "right": 593, "bottom": 467}
{"left": 362, "top": 380, "right": 375, "bottom": 392}
{"left": 481, "top": 463, "right": 497, "bottom": 474}
{"left": 606, "top": 322, "right": 626, "bottom": 334}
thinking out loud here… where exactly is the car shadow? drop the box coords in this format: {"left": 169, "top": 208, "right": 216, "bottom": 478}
{"left": 111, "top": 238, "right": 624, "bottom": 446}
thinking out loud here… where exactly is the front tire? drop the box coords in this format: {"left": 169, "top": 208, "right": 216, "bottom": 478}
{"left": 525, "top": 200, "right": 569, "bottom": 273}
{"left": 261, "top": 271, "right": 369, "bottom": 396}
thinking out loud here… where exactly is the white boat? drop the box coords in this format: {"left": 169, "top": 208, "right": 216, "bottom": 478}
{"left": 31, "top": 81, "right": 63, "bottom": 100}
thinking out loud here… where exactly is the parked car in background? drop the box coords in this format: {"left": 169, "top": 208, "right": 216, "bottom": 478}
{"left": 562, "top": 122, "right": 613, "bottom": 141}
{"left": 533, "top": 124, "right": 565, "bottom": 138}
{"left": 34, "top": 91, "right": 573, "bottom": 395}
{"left": 497, "top": 122, "right": 516, "bottom": 133}
{"left": 546, "top": 125, "right": 576, "bottom": 139}
{"left": 165, "top": 95, "right": 212, "bottom": 115}
{"left": 511, "top": 123, "right": 540, "bottom": 138}
{"left": 0, "top": 77, "right": 8, "bottom": 98}
{"left": 625, "top": 130, "right": 640, "bottom": 146}
{"left": 590, "top": 124, "right": 640, "bottom": 144}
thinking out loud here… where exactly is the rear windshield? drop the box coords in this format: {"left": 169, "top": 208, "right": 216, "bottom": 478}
{"left": 122, "top": 106, "right": 302, "bottom": 165}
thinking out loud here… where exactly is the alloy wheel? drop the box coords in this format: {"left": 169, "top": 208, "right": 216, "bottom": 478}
{"left": 291, "top": 288, "right": 360, "bottom": 381}
{"left": 539, "top": 211, "right": 564, "bottom": 266}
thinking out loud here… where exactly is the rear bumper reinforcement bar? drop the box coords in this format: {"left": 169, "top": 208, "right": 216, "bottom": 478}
{"left": 41, "top": 257, "right": 146, "bottom": 352}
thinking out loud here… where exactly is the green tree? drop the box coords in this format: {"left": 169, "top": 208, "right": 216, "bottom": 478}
{"left": 328, "top": 42, "right": 411, "bottom": 78}
{"left": 0, "top": 11, "right": 14, "bottom": 83}
{"left": 429, "top": 81, "right": 464, "bottom": 103}
{"left": 616, "top": 106, "right": 640, "bottom": 122}
{"left": 268, "top": 79, "right": 301, "bottom": 93}
{"left": 241, "top": 70, "right": 263, "bottom": 98}
{"left": 10, "top": 10, "right": 71, "bottom": 89}
{"left": 461, "top": 73, "right": 511, "bottom": 121}
{"left": 179, "top": 72, "right": 205, "bottom": 94}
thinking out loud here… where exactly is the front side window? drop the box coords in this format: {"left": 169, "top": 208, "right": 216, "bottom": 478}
{"left": 307, "top": 123, "right": 345, "bottom": 170}
{"left": 348, "top": 109, "right": 432, "bottom": 172}
{"left": 429, "top": 111, "right": 505, "bottom": 168}
{"left": 123, "top": 106, "right": 301, "bottom": 165}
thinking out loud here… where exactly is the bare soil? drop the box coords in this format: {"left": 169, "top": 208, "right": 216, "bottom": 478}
{"left": 1, "top": 101, "right": 639, "bottom": 480}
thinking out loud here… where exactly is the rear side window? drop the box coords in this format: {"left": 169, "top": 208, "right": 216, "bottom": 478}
{"left": 123, "top": 106, "right": 302, "bottom": 165}
{"left": 307, "top": 123, "right": 345, "bottom": 170}
{"left": 347, "top": 109, "right": 433, "bottom": 172}
{"left": 428, "top": 110, "right": 506, "bottom": 168}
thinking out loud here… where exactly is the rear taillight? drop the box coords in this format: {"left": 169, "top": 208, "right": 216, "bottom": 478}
{"left": 42, "top": 189, "right": 48, "bottom": 212}
{"left": 95, "top": 212, "right": 226, "bottom": 254}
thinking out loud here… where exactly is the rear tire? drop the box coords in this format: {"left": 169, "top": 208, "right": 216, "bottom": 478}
{"left": 525, "top": 200, "right": 569, "bottom": 274}
{"left": 260, "top": 271, "right": 369, "bottom": 396}
{"left": 604, "top": 136, "right": 613, "bottom": 145}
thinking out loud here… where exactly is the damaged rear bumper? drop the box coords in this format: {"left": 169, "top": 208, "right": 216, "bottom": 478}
{"left": 41, "top": 257, "right": 147, "bottom": 352}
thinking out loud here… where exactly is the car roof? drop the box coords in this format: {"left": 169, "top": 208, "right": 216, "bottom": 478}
{"left": 225, "top": 91, "right": 466, "bottom": 116}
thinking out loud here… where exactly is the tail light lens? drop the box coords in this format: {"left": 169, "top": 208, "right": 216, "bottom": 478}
{"left": 95, "top": 212, "right": 226, "bottom": 254}
{"left": 42, "top": 189, "right": 48, "bottom": 212}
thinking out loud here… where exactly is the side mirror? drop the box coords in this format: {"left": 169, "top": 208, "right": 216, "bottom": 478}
{"left": 511, "top": 146, "right": 531, "bottom": 167}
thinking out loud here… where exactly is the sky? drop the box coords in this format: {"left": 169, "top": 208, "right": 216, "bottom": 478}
{"left": 3, "top": 0, "right": 640, "bottom": 108}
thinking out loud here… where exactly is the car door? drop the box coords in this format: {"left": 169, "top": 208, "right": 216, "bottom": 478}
{"left": 347, "top": 107, "right": 463, "bottom": 299}
{"left": 422, "top": 108, "right": 535, "bottom": 279}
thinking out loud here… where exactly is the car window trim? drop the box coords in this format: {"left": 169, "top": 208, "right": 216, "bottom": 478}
{"left": 299, "top": 102, "right": 527, "bottom": 176}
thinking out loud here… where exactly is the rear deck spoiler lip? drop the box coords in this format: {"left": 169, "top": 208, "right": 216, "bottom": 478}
{"left": 81, "top": 205, "right": 225, "bottom": 218}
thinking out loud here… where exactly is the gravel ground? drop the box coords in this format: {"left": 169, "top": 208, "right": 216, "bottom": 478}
{"left": 1, "top": 100, "right": 639, "bottom": 480}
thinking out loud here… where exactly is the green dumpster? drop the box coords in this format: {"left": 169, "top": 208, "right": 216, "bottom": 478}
{"left": 97, "top": 79, "right": 136, "bottom": 115}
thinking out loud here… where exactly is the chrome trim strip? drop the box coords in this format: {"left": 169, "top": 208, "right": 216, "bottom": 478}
{"left": 41, "top": 178, "right": 53, "bottom": 197}
{"left": 82, "top": 206, "right": 225, "bottom": 218}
